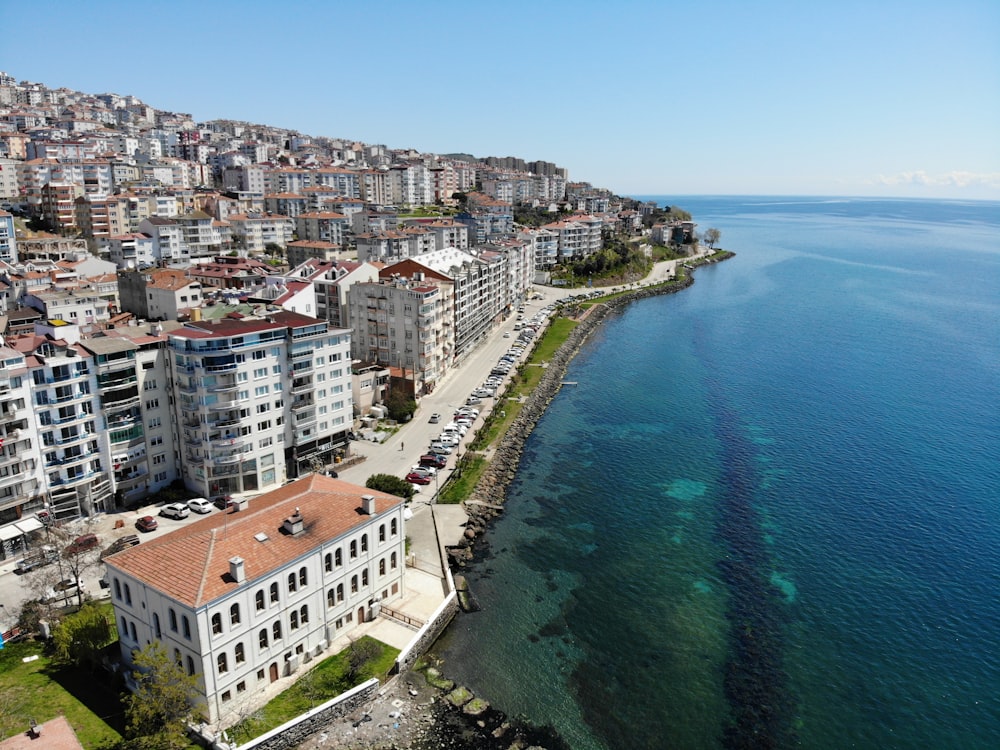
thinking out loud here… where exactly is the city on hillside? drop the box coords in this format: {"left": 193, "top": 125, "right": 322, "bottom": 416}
{"left": 0, "top": 71, "right": 699, "bottom": 536}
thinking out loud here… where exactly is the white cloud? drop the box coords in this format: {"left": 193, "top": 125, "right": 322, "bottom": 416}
{"left": 871, "top": 170, "right": 1000, "bottom": 189}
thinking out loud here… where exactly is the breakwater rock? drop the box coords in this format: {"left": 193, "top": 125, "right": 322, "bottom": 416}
{"left": 450, "top": 252, "right": 734, "bottom": 563}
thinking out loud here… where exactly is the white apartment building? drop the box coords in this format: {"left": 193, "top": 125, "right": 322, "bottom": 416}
{"left": 168, "top": 311, "right": 353, "bottom": 496}
{"left": 0, "top": 210, "right": 16, "bottom": 263}
{"left": 228, "top": 213, "right": 295, "bottom": 254}
{"left": 106, "top": 475, "right": 407, "bottom": 726}
{"left": 20, "top": 321, "right": 113, "bottom": 520}
{"left": 409, "top": 247, "right": 506, "bottom": 360}
{"left": 0, "top": 346, "right": 42, "bottom": 532}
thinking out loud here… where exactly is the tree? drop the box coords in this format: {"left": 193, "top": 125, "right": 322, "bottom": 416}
{"left": 346, "top": 636, "right": 383, "bottom": 682}
{"left": 365, "top": 474, "right": 416, "bottom": 500}
{"left": 385, "top": 388, "right": 416, "bottom": 422}
{"left": 123, "top": 641, "right": 199, "bottom": 746}
{"left": 61, "top": 543, "right": 101, "bottom": 608}
{"left": 704, "top": 227, "right": 721, "bottom": 249}
{"left": 51, "top": 600, "right": 115, "bottom": 670}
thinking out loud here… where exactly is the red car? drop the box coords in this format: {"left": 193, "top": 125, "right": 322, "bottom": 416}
{"left": 405, "top": 472, "right": 432, "bottom": 485}
{"left": 419, "top": 454, "right": 447, "bottom": 469}
{"left": 135, "top": 515, "right": 158, "bottom": 532}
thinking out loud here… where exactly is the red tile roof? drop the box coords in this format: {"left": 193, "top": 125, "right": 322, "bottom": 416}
{"left": 106, "top": 475, "right": 402, "bottom": 608}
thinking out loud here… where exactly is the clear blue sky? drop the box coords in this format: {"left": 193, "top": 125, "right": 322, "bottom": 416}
{"left": 3, "top": 0, "right": 998, "bottom": 200}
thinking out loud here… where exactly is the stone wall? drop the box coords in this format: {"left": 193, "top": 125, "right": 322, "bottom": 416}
{"left": 395, "top": 591, "right": 460, "bottom": 673}
{"left": 228, "top": 679, "right": 380, "bottom": 750}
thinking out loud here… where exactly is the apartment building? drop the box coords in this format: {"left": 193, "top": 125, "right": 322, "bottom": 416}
{"left": 168, "top": 310, "right": 352, "bottom": 494}
{"left": 405, "top": 247, "right": 506, "bottom": 360}
{"left": 106, "top": 475, "right": 407, "bottom": 726}
{"left": 295, "top": 211, "right": 348, "bottom": 246}
{"left": 0, "top": 210, "right": 16, "bottom": 263}
{"left": 16, "top": 321, "right": 112, "bottom": 520}
{"left": 542, "top": 214, "right": 603, "bottom": 261}
{"left": 0, "top": 345, "right": 41, "bottom": 529}
{"left": 346, "top": 271, "right": 453, "bottom": 394}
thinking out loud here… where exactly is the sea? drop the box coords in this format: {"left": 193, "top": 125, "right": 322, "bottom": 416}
{"left": 435, "top": 196, "right": 1000, "bottom": 749}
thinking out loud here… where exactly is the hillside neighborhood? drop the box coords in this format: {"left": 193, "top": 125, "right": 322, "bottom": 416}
{"left": 0, "top": 72, "right": 705, "bottom": 749}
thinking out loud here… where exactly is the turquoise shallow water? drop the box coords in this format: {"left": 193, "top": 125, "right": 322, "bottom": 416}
{"left": 436, "top": 197, "right": 1000, "bottom": 749}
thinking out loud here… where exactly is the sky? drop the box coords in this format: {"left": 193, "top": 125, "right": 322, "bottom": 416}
{"left": 3, "top": 0, "right": 999, "bottom": 200}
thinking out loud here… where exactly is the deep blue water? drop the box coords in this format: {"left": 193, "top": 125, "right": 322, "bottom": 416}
{"left": 437, "top": 197, "right": 1000, "bottom": 749}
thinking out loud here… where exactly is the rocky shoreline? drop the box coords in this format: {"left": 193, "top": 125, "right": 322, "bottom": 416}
{"left": 327, "top": 251, "right": 734, "bottom": 750}
{"left": 453, "top": 252, "right": 733, "bottom": 561}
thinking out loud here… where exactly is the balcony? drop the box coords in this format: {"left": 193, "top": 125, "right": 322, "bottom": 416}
{"left": 213, "top": 453, "right": 243, "bottom": 465}
{"left": 207, "top": 416, "right": 240, "bottom": 430}
{"left": 52, "top": 411, "right": 92, "bottom": 426}
{"left": 208, "top": 434, "right": 246, "bottom": 449}
{"left": 55, "top": 431, "right": 94, "bottom": 447}
{"left": 209, "top": 399, "right": 240, "bottom": 411}
{"left": 290, "top": 379, "right": 312, "bottom": 395}
{"left": 291, "top": 360, "right": 313, "bottom": 375}
{"left": 110, "top": 424, "right": 144, "bottom": 444}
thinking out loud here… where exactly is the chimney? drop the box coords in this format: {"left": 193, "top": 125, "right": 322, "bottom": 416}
{"left": 361, "top": 495, "right": 377, "bottom": 516}
{"left": 283, "top": 507, "right": 304, "bottom": 535}
{"left": 229, "top": 556, "right": 245, "bottom": 582}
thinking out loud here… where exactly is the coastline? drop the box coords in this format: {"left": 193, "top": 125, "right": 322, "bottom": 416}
{"left": 454, "top": 251, "right": 734, "bottom": 559}
{"left": 324, "top": 250, "right": 735, "bottom": 750}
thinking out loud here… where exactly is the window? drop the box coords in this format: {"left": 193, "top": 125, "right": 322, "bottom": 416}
{"left": 148, "top": 416, "right": 162, "bottom": 428}
{"left": 335, "top": 548, "right": 342, "bottom": 566}
{"left": 182, "top": 616, "right": 191, "bottom": 640}
{"left": 212, "top": 613, "right": 223, "bottom": 634}
{"left": 257, "top": 402, "right": 270, "bottom": 414}
{"left": 186, "top": 656, "right": 195, "bottom": 676}
{"left": 237, "top": 680, "right": 246, "bottom": 693}
{"left": 300, "top": 605, "right": 308, "bottom": 625}
{"left": 288, "top": 572, "right": 297, "bottom": 593}
{"left": 379, "top": 524, "right": 386, "bottom": 543}
{"left": 298, "top": 567, "right": 307, "bottom": 587}
{"left": 351, "top": 575, "right": 358, "bottom": 594}
{"left": 350, "top": 540, "right": 357, "bottom": 559}
{"left": 255, "top": 590, "right": 265, "bottom": 611}
{"left": 153, "top": 453, "right": 166, "bottom": 465}
{"left": 379, "top": 559, "right": 386, "bottom": 576}
{"left": 327, "top": 589, "right": 336, "bottom": 607}
{"left": 290, "top": 610, "right": 299, "bottom": 630}
{"left": 270, "top": 582, "right": 279, "bottom": 603}
{"left": 113, "top": 579, "right": 122, "bottom": 599}
{"left": 391, "top": 518, "right": 398, "bottom": 537}
{"left": 258, "top": 420, "right": 271, "bottom": 431}
{"left": 169, "top": 609, "right": 177, "bottom": 632}
{"left": 337, "top": 583, "right": 344, "bottom": 603}
{"left": 230, "top": 603, "right": 240, "bottom": 626}
{"left": 153, "top": 613, "right": 161, "bottom": 639}
{"left": 362, "top": 569, "right": 369, "bottom": 586}
{"left": 145, "top": 398, "right": 159, "bottom": 410}
{"left": 272, "top": 621, "right": 282, "bottom": 641}
{"left": 257, "top": 669, "right": 265, "bottom": 681}
{"left": 235, "top": 642, "right": 245, "bottom": 664}
{"left": 144, "top": 379, "right": 158, "bottom": 390}
{"left": 217, "top": 653, "right": 228, "bottom": 674}
{"left": 391, "top": 551, "right": 397, "bottom": 570}
{"left": 221, "top": 690, "right": 231, "bottom": 702}
{"left": 259, "top": 629, "right": 268, "bottom": 649}
{"left": 150, "top": 435, "right": 163, "bottom": 446}
{"left": 173, "top": 647, "right": 181, "bottom": 665}
{"left": 361, "top": 534, "right": 368, "bottom": 553}
{"left": 324, "top": 553, "right": 332, "bottom": 572}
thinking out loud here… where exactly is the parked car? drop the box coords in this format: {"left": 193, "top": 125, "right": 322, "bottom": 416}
{"left": 43, "top": 577, "right": 86, "bottom": 604}
{"left": 135, "top": 515, "right": 158, "bottom": 532}
{"left": 101, "top": 534, "right": 140, "bottom": 559}
{"left": 410, "top": 465, "right": 436, "bottom": 477}
{"left": 419, "top": 454, "right": 447, "bottom": 469}
{"left": 187, "top": 497, "right": 213, "bottom": 514}
{"left": 405, "top": 472, "right": 432, "bottom": 485}
{"left": 428, "top": 413, "right": 441, "bottom": 424}
{"left": 428, "top": 442, "right": 453, "bottom": 454}
{"left": 160, "top": 503, "right": 190, "bottom": 520}
{"left": 65, "top": 533, "right": 99, "bottom": 555}
{"left": 14, "top": 546, "right": 59, "bottom": 574}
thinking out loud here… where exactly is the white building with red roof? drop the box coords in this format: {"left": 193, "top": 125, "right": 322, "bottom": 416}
{"left": 105, "top": 474, "right": 407, "bottom": 727}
